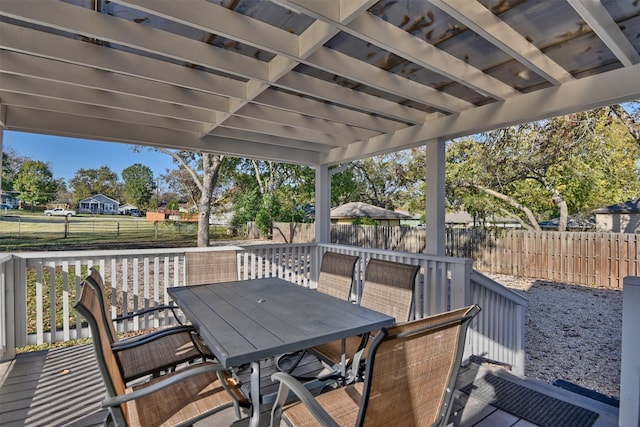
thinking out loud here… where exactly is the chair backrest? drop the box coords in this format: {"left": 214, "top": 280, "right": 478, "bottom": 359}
{"left": 186, "top": 250, "right": 238, "bottom": 286}
{"left": 316, "top": 252, "right": 359, "bottom": 301}
{"left": 358, "top": 305, "right": 481, "bottom": 427}
{"left": 85, "top": 267, "right": 119, "bottom": 344}
{"left": 74, "top": 281, "right": 129, "bottom": 424}
{"left": 360, "top": 258, "right": 419, "bottom": 321}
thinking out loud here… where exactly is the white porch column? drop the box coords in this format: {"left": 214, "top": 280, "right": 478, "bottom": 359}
{"left": 315, "top": 164, "right": 330, "bottom": 244}
{"left": 424, "top": 138, "right": 446, "bottom": 256}
{"left": 0, "top": 128, "right": 4, "bottom": 196}
{"left": 620, "top": 276, "right": 640, "bottom": 427}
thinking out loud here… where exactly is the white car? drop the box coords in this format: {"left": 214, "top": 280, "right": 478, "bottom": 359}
{"left": 44, "top": 208, "right": 77, "bottom": 217}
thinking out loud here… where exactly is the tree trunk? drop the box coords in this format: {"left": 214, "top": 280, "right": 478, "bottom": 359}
{"left": 156, "top": 148, "right": 224, "bottom": 248}
{"left": 197, "top": 153, "right": 224, "bottom": 247}
{"left": 479, "top": 186, "right": 541, "bottom": 230}
{"left": 551, "top": 191, "right": 569, "bottom": 232}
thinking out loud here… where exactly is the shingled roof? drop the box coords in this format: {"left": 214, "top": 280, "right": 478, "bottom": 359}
{"left": 331, "top": 202, "right": 410, "bottom": 220}
{"left": 593, "top": 198, "right": 640, "bottom": 214}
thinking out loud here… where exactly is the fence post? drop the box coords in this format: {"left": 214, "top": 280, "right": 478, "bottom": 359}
{"left": 450, "top": 258, "right": 473, "bottom": 309}
{"left": 620, "top": 275, "right": 640, "bottom": 427}
{"left": 64, "top": 216, "right": 69, "bottom": 238}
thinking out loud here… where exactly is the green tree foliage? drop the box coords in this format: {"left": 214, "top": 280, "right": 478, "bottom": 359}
{"left": 330, "top": 167, "right": 359, "bottom": 206}
{"left": 446, "top": 106, "right": 640, "bottom": 230}
{"left": 229, "top": 160, "right": 315, "bottom": 232}
{"left": 232, "top": 187, "right": 261, "bottom": 227}
{"left": 13, "top": 160, "right": 58, "bottom": 209}
{"left": 352, "top": 216, "right": 378, "bottom": 225}
{"left": 2, "top": 149, "right": 28, "bottom": 193}
{"left": 331, "top": 150, "right": 426, "bottom": 216}
{"left": 69, "top": 166, "right": 120, "bottom": 203}
{"left": 121, "top": 163, "right": 154, "bottom": 210}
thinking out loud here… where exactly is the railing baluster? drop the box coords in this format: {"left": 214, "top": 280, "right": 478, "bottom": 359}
{"left": 36, "top": 263, "right": 43, "bottom": 345}
{"left": 62, "top": 260, "right": 70, "bottom": 342}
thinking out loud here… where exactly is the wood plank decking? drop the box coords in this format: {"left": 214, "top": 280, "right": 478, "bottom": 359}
{"left": 0, "top": 345, "right": 619, "bottom": 427}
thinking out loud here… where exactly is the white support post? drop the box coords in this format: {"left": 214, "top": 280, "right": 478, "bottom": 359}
{"left": 424, "top": 138, "right": 446, "bottom": 256}
{"left": 0, "top": 128, "right": 4, "bottom": 199}
{"left": 0, "top": 256, "right": 18, "bottom": 362}
{"left": 314, "top": 165, "right": 330, "bottom": 244}
{"left": 313, "top": 165, "right": 331, "bottom": 287}
{"left": 620, "top": 276, "right": 640, "bottom": 427}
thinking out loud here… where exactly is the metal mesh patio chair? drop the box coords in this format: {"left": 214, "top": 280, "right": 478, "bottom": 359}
{"left": 270, "top": 304, "right": 481, "bottom": 427}
{"left": 276, "top": 251, "right": 359, "bottom": 378}
{"left": 85, "top": 267, "right": 214, "bottom": 383}
{"left": 74, "top": 281, "right": 246, "bottom": 427}
{"left": 316, "top": 251, "right": 359, "bottom": 301}
{"left": 186, "top": 250, "right": 239, "bottom": 286}
{"left": 310, "top": 258, "right": 420, "bottom": 378}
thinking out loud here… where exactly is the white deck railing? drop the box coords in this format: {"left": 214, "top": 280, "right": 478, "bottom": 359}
{"left": 469, "top": 271, "right": 527, "bottom": 375}
{"left": 620, "top": 275, "right": 640, "bottom": 427}
{"left": 0, "top": 242, "right": 526, "bottom": 375}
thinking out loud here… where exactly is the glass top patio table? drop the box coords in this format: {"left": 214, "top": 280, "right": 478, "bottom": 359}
{"left": 167, "top": 277, "right": 395, "bottom": 427}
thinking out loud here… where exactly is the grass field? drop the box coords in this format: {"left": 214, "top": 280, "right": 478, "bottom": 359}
{"left": 0, "top": 210, "right": 240, "bottom": 251}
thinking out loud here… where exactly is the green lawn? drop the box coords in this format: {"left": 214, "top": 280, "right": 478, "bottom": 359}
{"left": 0, "top": 210, "right": 238, "bottom": 251}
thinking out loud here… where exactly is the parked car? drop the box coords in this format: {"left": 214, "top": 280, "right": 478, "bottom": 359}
{"left": 128, "top": 209, "right": 143, "bottom": 217}
{"left": 0, "top": 204, "right": 13, "bottom": 210}
{"left": 44, "top": 208, "right": 77, "bottom": 217}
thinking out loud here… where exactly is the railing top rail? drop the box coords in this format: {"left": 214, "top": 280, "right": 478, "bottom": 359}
{"left": 12, "top": 247, "right": 192, "bottom": 260}
{"left": 11, "top": 243, "right": 313, "bottom": 261}
{"left": 470, "top": 270, "right": 528, "bottom": 307}
{"left": 237, "top": 242, "right": 316, "bottom": 250}
{"left": 0, "top": 254, "right": 13, "bottom": 264}
{"left": 318, "top": 243, "right": 472, "bottom": 265}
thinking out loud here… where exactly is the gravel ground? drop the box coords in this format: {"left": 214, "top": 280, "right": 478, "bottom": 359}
{"left": 487, "top": 273, "right": 622, "bottom": 399}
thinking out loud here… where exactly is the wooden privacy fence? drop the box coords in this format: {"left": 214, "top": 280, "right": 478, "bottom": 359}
{"left": 473, "top": 230, "right": 639, "bottom": 289}
{"left": 281, "top": 223, "right": 638, "bottom": 289}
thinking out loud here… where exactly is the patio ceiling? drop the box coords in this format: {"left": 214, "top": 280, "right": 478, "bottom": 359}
{"left": 0, "top": 0, "right": 639, "bottom": 167}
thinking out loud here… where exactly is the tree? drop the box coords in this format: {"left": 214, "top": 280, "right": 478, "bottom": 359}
{"left": 122, "top": 163, "right": 154, "bottom": 210}
{"left": 446, "top": 106, "right": 640, "bottom": 230}
{"left": 2, "top": 149, "right": 28, "bottom": 194}
{"left": 329, "top": 150, "right": 426, "bottom": 216}
{"left": 229, "top": 160, "right": 315, "bottom": 230}
{"left": 156, "top": 149, "right": 229, "bottom": 247}
{"left": 13, "top": 160, "right": 58, "bottom": 210}
{"left": 69, "top": 166, "right": 120, "bottom": 202}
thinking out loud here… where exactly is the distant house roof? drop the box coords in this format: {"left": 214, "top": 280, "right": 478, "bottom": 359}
{"left": 78, "top": 194, "right": 119, "bottom": 204}
{"left": 592, "top": 198, "right": 640, "bottom": 214}
{"left": 331, "top": 202, "right": 410, "bottom": 220}
{"left": 445, "top": 211, "right": 474, "bottom": 224}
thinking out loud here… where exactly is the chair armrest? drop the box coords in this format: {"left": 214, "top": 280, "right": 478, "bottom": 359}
{"left": 111, "top": 325, "right": 197, "bottom": 351}
{"left": 270, "top": 372, "right": 339, "bottom": 427}
{"left": 101, "top": 363, "right": 228, "bottom": 407}
{"left": 113, "top": 305, "right": 184, "bottom": 325}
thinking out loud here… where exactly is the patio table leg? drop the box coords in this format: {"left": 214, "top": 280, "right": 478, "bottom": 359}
{"left": 341, "top": 338, "right": 347, "bottom": 385}
{"left": 250, "top": 361, "right": 261, "bottom": 427}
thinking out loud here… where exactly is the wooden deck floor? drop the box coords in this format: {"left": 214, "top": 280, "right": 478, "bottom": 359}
{"left": 0, "top": 344, "right": 619, "bottom": 427}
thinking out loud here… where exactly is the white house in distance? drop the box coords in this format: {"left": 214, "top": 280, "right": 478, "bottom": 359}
{"left": 77, "top": 194, "right": 120, "bottom": 215}
{"left": 593, "top": 198, "right": 640, "bottom": 233}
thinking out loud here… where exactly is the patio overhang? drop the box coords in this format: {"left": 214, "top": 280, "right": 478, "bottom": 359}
{"left": 0, "top": 0, "right": 638, "bottom": 167}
